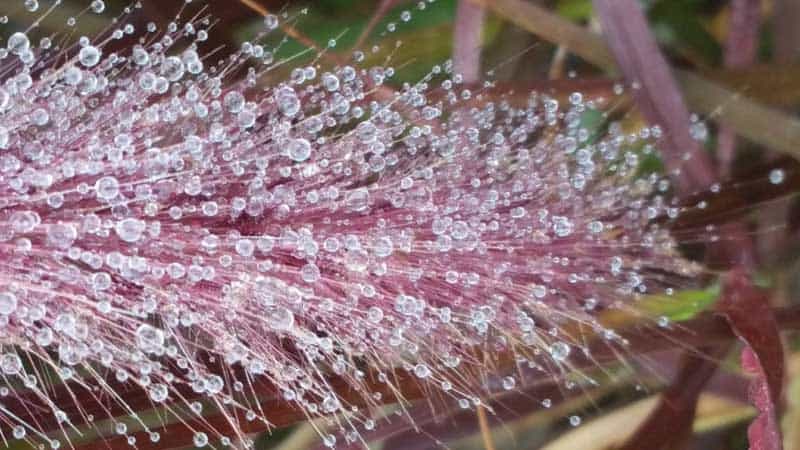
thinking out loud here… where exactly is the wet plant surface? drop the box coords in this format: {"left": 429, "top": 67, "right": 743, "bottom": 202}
{"left": 0, "top": 1, "right": 798, "bottom": 449}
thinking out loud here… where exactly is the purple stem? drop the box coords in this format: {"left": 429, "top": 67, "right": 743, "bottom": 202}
{"left": 453, "top": 1, "right": 485, "bottom": 84}
{"left": 718, "top": 0, "right": 761, "bottom": 178}
{"left": 592, "top": 0, "right": 717, "bottom": 196}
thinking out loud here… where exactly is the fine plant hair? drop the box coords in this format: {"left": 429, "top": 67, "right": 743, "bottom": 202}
{"left": 0, "top": 1, "right": 793, "bottom": 449}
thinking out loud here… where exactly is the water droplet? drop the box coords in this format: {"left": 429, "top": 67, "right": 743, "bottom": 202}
{"left": 264, "top": 14, "right": 279, "bottom": 30}
{"left": 235, "top": 239, "right": 254, "bottom": 257}
{"left": 268, "top": 307, "right": 294, "bottom": 331}
{"left": 275, "top": 87, "right": 300, "bottom": 117}
{"left": 47, "top": 223, "right": 77, "bottom": 249}
{"left": 193, "top": 432, "right": 208, "bottom": 448}
{"left": 367, "top": 306, "right": 384, "bottom": 323}
{"left": 12, "top": 426, "right": 25, "bottom": 439}
{"left": 95, "top": 176, "right": 119, "bottom": 200}
{"left": 115, "top": 218, "right": 146, "bottom": 243}
{"left": 7, "top": 33, "right": 30, "bottom": 55}
{"left": 288, "top": 138, "right": 311, "bottom": 162}
{"left": 356, "top": 122, "right": 378, "bottom": 143}
{"left": 148, "top": 383, "right": 168, "bottom": 402}
{"left": 300, "top": 263, "right": 320, "bottom": 283}
{"left": 1, "top": 353, "right": 22, "bottom": 375}
{"left": 345, "top": 188, "right": 370, "bottom": 212}
{"left": 0, "top": 292, "right": 17, "bottom": 316}
{"left": 79, "top": 45, "right": 102, "bottom": 67}
{"left": 322, "top": 73, "right": 339, "bottom": 92}
{"left": 205, "top": 375, "right": 224, "bottom": 394}
{"left": 224, "top": 91, "right": 245, "bottom": 113}
{"left": 31, "top": 108, "right": 49, "bottom": 126}
{"left": 136, "top": 324, "right": 165, "bottom": 354}
{"left": 769, "top": 169, "right": 785, "bottom": 185}
{"left": 413, "top": 364, "right": 431, "bottom": 378}
{"left": 90, "top": 0, "right": 106, "bottom": 13}
{"left": 549, "top": 342, "right": 571, "bottom": 362}
{"left": 0, "top": 126, "right": 8, "bottom": 148}
{"left": 161, "top": 56, "right": 185, "bottom": 81}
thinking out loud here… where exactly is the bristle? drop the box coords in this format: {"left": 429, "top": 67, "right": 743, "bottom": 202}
{"left": 0, "top": 1, "right": 776, "bottom": 449}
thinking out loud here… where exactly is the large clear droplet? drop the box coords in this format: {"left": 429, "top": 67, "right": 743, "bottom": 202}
{"left": 193, "top": 432, "right": 208, "bottom": 448}
{"left": 0, "top": 292, "right": 17, "bottom": 315}
{"left": 288, "top": 138, "right": 311, "bottom": 162}
{"left": 7, "top": 33, "right": 30, "bottom": 55}
{"left": 549, "top": 342, "right": 571, "bottom": 362}
{"left": 136, "top": 324, "right": 165, "bottom": 354}
{"left": 275, "top": 87, "right": 300, "bottom": 117}
{"left": 79, "top": 45, "right": 102, "bottom": 67}
{"left": 115, "top": 218, "right": 146, "bottom": 243}
{"left": 268, "top": 307, "right": 294, "bottom": 331}
{"left": 0, "top": 353, "right": 22, "bottom": 375}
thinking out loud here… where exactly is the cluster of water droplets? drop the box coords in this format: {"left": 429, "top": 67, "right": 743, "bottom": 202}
{"left": 0, "top": 1, "right": 708, "bottom": 448}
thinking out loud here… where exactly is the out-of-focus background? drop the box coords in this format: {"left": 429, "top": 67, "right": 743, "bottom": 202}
{"left": 3, "top": 0, "right": 800, "bottom": 449}
{"left": 11, "top": 0, "right": 796, "bottom": 88}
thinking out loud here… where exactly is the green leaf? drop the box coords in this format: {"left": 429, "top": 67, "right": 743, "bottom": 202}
{"left": 640, "top": 283, "right": 720, "bottom": 322}
{"left": 557, "top": 0, "right": 593, "bottom": 22}
{"left": 579, "top": 108, "right": 605, "bottom": 137}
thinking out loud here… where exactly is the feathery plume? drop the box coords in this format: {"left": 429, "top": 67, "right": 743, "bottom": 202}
{"left": 0, "top": 1, "right": 725, "bottom": 449}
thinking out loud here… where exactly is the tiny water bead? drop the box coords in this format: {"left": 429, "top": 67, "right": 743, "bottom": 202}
{"left": 549, "top": 342, "right": 571, "bottom": 362}
{"left": 300, "top": 263, "right": 321, "bottom": 283}
{"left": 90, "top": 0, "right": 105, "bottom": 13}
{"left": 770, "top": 168, "right": 786, "bottom": 185}
{"left": 414, "top": 364, "right": 432, "bottom": 378}
{"left": 12, "top": 425, "right": 26, "bottom": 439}
{"left": 193, "top": 432, "right": 208, "bottom": 448}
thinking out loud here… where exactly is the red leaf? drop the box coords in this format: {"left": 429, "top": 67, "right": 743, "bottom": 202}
{"left": 618, "top": 347, "right": 729, "bottom": 450}
{"left": 719, "top": 269, "right": 785, "bottom": 450}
